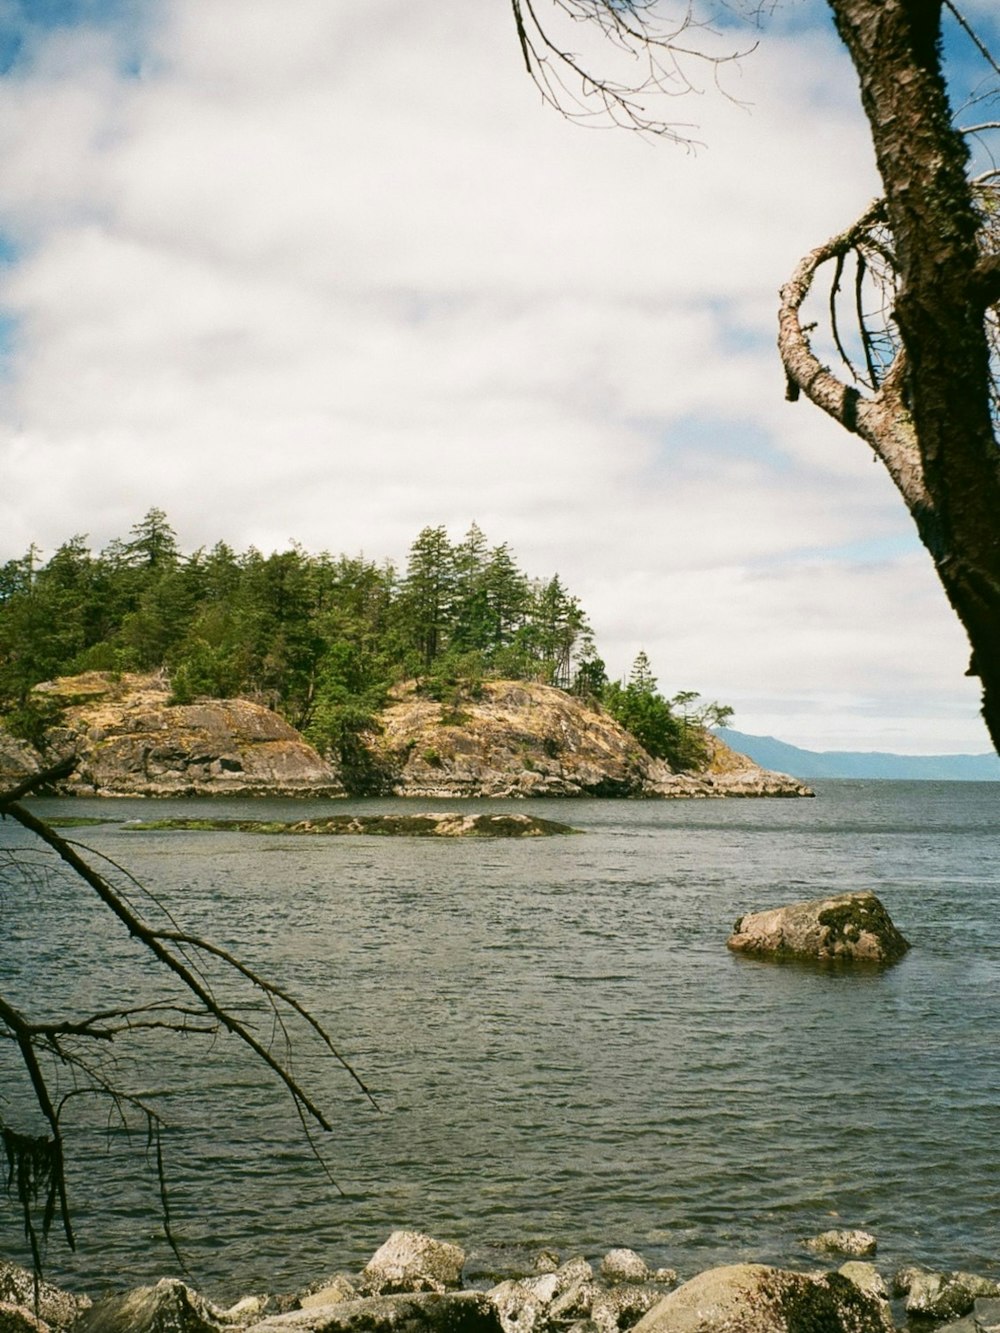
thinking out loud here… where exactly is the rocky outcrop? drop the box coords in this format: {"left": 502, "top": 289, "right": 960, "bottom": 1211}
{"left": 0, "top": 729, "right": 40, "bottom": 788}
{"left": 121, "top": 813, "right": 578, "bottom": 838}
{"left": 1, "top": 674, "right": 810, "bottom": 800}
{"left": 371, "top": 681, "right": 811, "bottom": 800}
{"left": 727, "top": 891, "right": 910, "bottom": 965}
{"left": 27, "top": 674, "right": 343, "bottom": 797}
{"left": 631, "top": 1263, "right": 892, "bottom": 1333}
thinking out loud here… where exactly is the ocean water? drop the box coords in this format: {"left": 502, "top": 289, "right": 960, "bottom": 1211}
{"left": 1, "top": 781, "right": 999, "bottom": 1303}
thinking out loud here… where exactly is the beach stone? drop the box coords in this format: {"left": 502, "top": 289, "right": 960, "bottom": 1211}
{"left": 727, "top": 892, "right": 909, "bottom": 964}
{"left": 802, "top": 1229, "right": 877, "bottom": 1258}
{"left": 359, "top": 1232, "right": 466, "bottom": 1296}
{"left": 649, "top": 1273, "right": 677, "bottom": 1290}
{"left": 463, "top": 1248, "right": 559, "bottom": 1287}
{"left": 522, "top": 1260, "right": 593, "bottom": 1305}
{"left": 631, "top": 1263, "right": 891, "bottom": 1333}
{"left": 590, "top": 1286, "right": 663, "bottom": 1333}
{"left": 837, "top": 1263, "right": 888, "bottom": 1302}
{"left": 74, "top": 1278, "right": 227, "bottom": 1333}
{"left": 244, "top": 1291, "right": 503, "bottom": 1333}
{"left": 549, "top": 1282, "right": 600, "bottom": 1324}
{"left": 599, "top": 1252, "right": 651, "bottom": 1284}
{"left": 0, "top": 1264, "right": 89, "bottom": 1330}
{"left": 488, "top": 1281, "right": 548, "bottom": 1333}
{"left": 902, "top": 1269, "right": 1000, "bottom": 1320}
{"left": 299, "top": 1278, "right": 357, "bottom": 1312}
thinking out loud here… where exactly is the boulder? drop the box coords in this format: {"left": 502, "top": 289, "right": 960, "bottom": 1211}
{"left": 837, "top": 1263, "right": 888, "bottom": 1304}
{"left": 521, "top": 1259, "right": 593, "bottom": 1306}
{"left": 244, "top": 1292, "right": 503, "bottom": 1333}
{"left": 630, "top": 1263, "right": 891, "bottom": 1333}
{"left": 589, "top": 1286, "right": 664, "bottom": 1333}
{"left": 727, "top": 892, "right": 909, "bottom": 964}
{"left": 893, "top": 1267, "right": 1000, "bottom": 1321}
{"left": 488, "top": 1281, "right": 549, "bottom": 1333}
{"left": 73, "top": 1278, "right": 230, "bottom": 1333}
{"left": 801, "top": 1229, "right": 877, "bottom": 1258}
{"left": 359, "top": 1233, "right": 466, "bottom": 1296}
{"left": 599, "top": 1252, "right": 651, "bottom": 1285}
{"left": 0, "top": 1264, "right": 89, "bottom": 1330}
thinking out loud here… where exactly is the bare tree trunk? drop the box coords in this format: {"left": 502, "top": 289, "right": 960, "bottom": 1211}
{"left": 783, "top": 0, "right": 1000, "bottom": 751}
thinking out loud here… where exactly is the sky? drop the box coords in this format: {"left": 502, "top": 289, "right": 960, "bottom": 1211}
{"left": 0, "top": 0, "right": 997, "bottom": 754}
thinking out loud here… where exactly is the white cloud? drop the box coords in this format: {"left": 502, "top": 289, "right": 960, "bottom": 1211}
{"left": 0, "top": 0, "right": 993, "bottom": 753}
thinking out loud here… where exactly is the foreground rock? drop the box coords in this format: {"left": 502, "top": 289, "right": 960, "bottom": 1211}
{"left": 68, "top": 1277, "right": 265, "bottom": 1332}
{"left": 631, "top": 1263, "right": 892, "bottom": 1333}
{"left": 359, "top": 1234, "right": 465, "bottom": 1296}
{"left": 0, "top": 1262, "right": 90, "bottom": 1329}
{"left": 27, "top": 673, "right": 344, "bottom": 797}
{"left": 727, "top": 891, "right": 910, "bottom": 965}
{"left": 894, "top": 1266, "right": 1000, "bottom": 1321}
{"left": 248, "top": 1293, "right": 502, "bottom": 1333}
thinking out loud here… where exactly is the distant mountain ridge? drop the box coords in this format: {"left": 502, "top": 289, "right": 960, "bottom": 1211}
{"left": 716, "top": 727, "right": 1000, "bottom": 781}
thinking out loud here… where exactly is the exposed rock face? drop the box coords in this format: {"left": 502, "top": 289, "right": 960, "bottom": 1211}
{"left": 0, "top": 729, "right": 41, "bottom": 788}
{"left": 372, "top": 682, "right": 811, "bottom": 800}
{"left": 31, "top": 674, "right": 343, "bottom": 797}
{"left": 631, "top": 1263, "right": 892, "bottom": 1333}
{"left": 3, "top": 673, "right": 810, "bottom": 800}
{"left": 727, "top": 891, "right": 910, "bottom": 965}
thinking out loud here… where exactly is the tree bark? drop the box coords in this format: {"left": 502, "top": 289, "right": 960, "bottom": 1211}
{"left": 785, "top": 0, "right": 1000, "bottom": 751}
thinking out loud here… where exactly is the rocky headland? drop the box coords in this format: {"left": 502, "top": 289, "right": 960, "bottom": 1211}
{"left": 2, "top": 1226, "right": 996, "bottom": 1333}
{"left": 0, "top": 673, "right": 811, "bottom": 801}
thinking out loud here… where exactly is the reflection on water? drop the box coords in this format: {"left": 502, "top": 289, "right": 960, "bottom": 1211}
{"left": 1, "top": 782, "right": 999, "bottom": 1301}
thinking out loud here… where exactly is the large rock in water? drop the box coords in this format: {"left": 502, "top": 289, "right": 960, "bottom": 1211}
{"left": 631, "top": 1263, "right": 892, "bottom": 1333}
{"left": 727, "top": 891, "right": 910, "bottom": 964}
{"left": 31, "top": 673, "right": 344, "bottom": 797}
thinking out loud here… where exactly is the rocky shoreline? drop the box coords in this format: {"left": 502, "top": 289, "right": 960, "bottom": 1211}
{"left": 0, "top": 673, "right": 813, "bottom": 801}
{"left": 3, "top": 1228, "right": 998, "bottom": 1333}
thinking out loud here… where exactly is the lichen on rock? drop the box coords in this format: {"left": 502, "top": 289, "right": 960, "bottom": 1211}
{"left": 727, "top": 891, "right": 910, "bottom": 965}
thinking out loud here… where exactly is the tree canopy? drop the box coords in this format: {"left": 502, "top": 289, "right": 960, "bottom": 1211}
{"left": 0, "top": 512, "right": 725, "bottom": 779}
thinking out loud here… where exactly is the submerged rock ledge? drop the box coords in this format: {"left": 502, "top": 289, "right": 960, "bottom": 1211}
{"left": 9, "top": 1225, "right": 989, "bottom": 1333}
{"left": 123, "top": 813, "right": 578, "bottom": 838}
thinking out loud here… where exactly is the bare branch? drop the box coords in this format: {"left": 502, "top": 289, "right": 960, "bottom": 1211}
{"left": 510, "top": 0, "right": 753, "bottom": 142}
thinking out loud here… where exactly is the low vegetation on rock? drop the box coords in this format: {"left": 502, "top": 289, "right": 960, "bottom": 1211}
{"left": 727, "top": 892, "right": 910, "bottom": 966}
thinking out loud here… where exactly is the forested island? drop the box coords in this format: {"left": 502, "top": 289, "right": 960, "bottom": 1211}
{"left": 0, "top": 511, "right": 809, "bottom": 798}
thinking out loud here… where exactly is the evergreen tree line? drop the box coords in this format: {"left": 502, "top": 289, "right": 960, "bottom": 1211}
{"left": 0, "top": 509, "right": 730, "bottom": 772}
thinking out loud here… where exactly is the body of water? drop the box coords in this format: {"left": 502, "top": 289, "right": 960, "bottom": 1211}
{"left": 2, "top": 781, "right": 999, "bottom": 1302}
